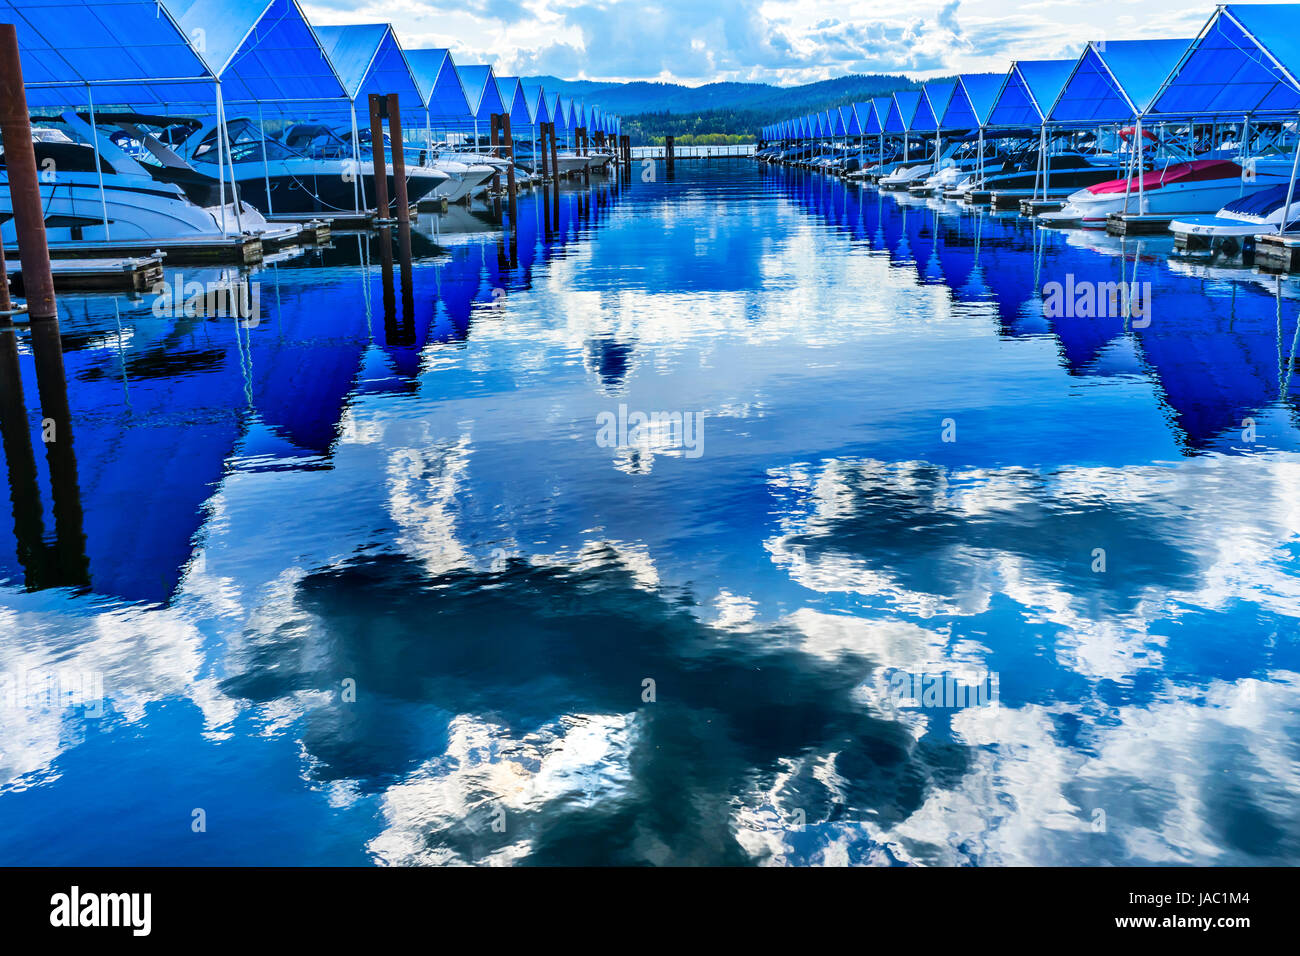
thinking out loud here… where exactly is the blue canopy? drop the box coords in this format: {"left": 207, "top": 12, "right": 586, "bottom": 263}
{"left": 495, "top": 75, "right": 535, "bottom": 126}
{"left": 1148, "top": 4, "right": 1300, "bottom": 117}
{"left": 2, "top": 0, "right": 217, "bottom": 108}
{"left": 923, "top": 80, "right": 956, "bottom": 129}
{"left": 940, "top": 72, "right": 1004, "bottom": 129}
{"left": 314, "top": 23, "right": 421, "bottom": 111}
{"left": 458, "top": 64, "right": 505, "bottom": 123}
{"left": 407, "top": 49, "right": 471, "bottom": 122}
{"left": 871, "top": 97, "right": 893, "bottom": 135}
{"left": 987, "top": 59, "right": 1074, "bottom": 128}
{"left": 842, "top": 104, "right": 862, "bottom": 136}
{"left": 885, "top": 90, "right": 922, "bottom": 132}
{"left": 522, "top": 83, "right": 548, "bottom": 124}
{"left": 549, "top": 93, "right": 568, "bottom": 132}
{"left": 851, "top": 101, "right": 878, "bottom": 136}
{"left": 1048, "top": 39, "right": 1193, "bottom": 123}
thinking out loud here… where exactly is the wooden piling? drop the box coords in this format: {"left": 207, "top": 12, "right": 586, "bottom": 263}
{"left": 539, "top": 121, "right": 550, "bottom": 180}
{"left": 367, "top": 94, "right": 391, "bottom": 218}
{"left": 549, "top": 122, "right": 560, "bottom": 182}
{"left": 665, "top": 135, "right": 675, "bottom": 172}
{"left": 0, "top": 23, "right": 58, "bottom": 322}
{"left": 386, "top": 93, "right": 410, "bottom": 226}
{"left": 502, "top": 114, "right": 518, "bottom": 224}
{"left": 490, "top": 113, "right": 502, "bottom": 195}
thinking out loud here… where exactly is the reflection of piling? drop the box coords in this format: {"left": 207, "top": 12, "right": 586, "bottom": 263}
{"left": 1, "top": 23, "right": 87, "bottom": 586}
{"left": 0, "top": 243, "right": 48, "bottom": 585}
{"left": 542, "top": 180, "right": 553, "bottom": 236}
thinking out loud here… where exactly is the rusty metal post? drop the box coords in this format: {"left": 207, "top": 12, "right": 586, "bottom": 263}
{"left": 367, "top": 94, "right": 390, "bottom": 218}
{"left": 386, "top": 93, "right": 410, "bottom": 225}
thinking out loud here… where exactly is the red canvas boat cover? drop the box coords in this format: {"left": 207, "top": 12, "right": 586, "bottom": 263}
{"left": 1087, "top": 159, "right": 1243, "bottom": 194}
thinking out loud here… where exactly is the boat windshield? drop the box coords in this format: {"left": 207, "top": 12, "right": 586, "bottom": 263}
{"left": 192, "top": 119, "right": 303, "bottom": 164}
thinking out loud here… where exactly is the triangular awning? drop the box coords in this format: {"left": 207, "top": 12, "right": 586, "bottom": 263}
{"left": 1048, "top": 39, "right": 1193, "bottom": 123}
{"left": 314, "top": 23, "right": 422, "bottom": 111}
{"left": 407, "top": 49, "right": 472, "bottom": 122}
{"left": 987, "top": 59, "right": 1074, "bottom": 127}
{"left": 458, "top": 64, "right": 505, "bottom": 121}
{"left": 885, "top": 91, "right": 921, "bottom": 132}
{"left": 4, "top": 0, "right": 218, "bottom": 108}
{"left": 1147, "top": 4, "right": 1300, "bottom": 117}
{"left": 924, "top": 80, "right": 956, "bottom": 129}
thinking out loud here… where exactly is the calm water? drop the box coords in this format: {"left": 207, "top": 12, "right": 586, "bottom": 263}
{"left": 2, "top": 164, "right": 1299, "bottom": 866}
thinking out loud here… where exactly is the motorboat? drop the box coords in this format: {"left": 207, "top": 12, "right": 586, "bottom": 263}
{"left": 151, "top": 116, "right": 448, "bottom": 216}
{"left": 1041, "top": 158, "right": 1295, "bottom": 227}
{"left": 956, "top": 151, "right": 1125, "bottom": 201}
{"left": 1169, "top": 182, "right": 1300, "bottom": 253}
{"left": 1, "top": 119, "right": 273, "bottom": 244}
{"left": 282, "top": 125, "right": 492, "bottom": 204}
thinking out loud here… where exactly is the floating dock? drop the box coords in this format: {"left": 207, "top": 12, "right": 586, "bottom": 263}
{"left": 8, "top": 235, "right": 263, "bottom": 266}
{"left": 1021, "top": 198, "right": 1066, "bottom": 216}
{"left": 1105, "top": 212, "right": 1176, "bottom": 236}
{"left": 7, "top": 255, "right": 164, "bottom": 293}
{"left": 1255, "top": 233, "right": 1300, "bottom": 272}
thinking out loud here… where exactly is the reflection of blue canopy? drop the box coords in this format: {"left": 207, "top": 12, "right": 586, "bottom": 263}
{"left": 314, "top": 24, "right": 421, "bottom": 111}
{"left": 1148, "top": 4, "right": 1300, "bottom": 117}
{"left": 885, "top": 91, "right": 922, "bottom": 132}
{"left": 987, "top": 59, "right": 1074, "bottom": 127}
{"left": 407, "top": 49, "right": 472, "bottom": 122}
{"left": 1048, "top": 39, "right": 1192, "bottom": 123}
{"left": 459, "top": 65, "right": 505, "bottom": 122}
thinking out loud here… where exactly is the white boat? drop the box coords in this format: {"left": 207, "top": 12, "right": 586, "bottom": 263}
{"left": 1040, "top": 159, "right": 1294, "bottom": 227}
{"left": 1, "top": 125, "right": 261, "bottom": 244}
{"left": 1170, "top": 183, "right": 1300, "bottom": 250}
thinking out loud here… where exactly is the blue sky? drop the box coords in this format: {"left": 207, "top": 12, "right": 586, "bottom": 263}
{"left": 303, "top": 0, "right": 1222, "bottom": 85}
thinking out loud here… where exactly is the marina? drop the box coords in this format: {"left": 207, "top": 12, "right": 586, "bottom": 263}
{"left": 0, "top": 0, "right": 1299, "bottom": 888}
